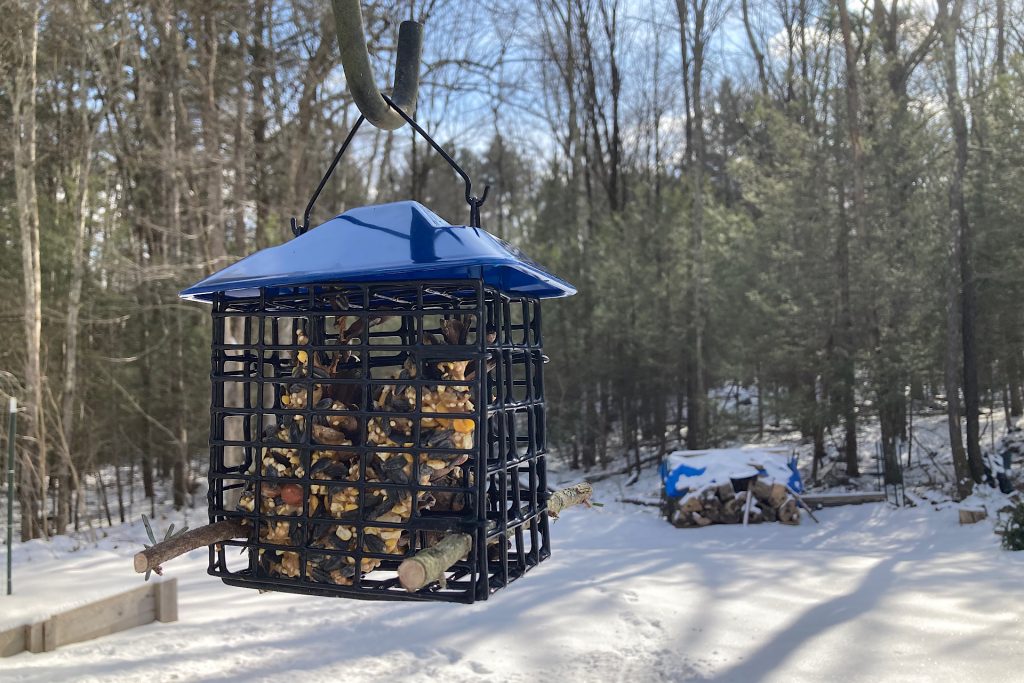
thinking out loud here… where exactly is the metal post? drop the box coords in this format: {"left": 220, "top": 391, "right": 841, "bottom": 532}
{"left": 6, "top": 397, "right": 16, "bottom": 595}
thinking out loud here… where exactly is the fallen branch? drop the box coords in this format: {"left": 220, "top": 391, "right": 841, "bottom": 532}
{"left": 133, "top": 519, "right": 249, "bottom": 574}
{"left": 581, "top": 454, "right": 663, "bottom": 483}
{"left": 618, "top": 497, "right": 661, "bottom": 508}
{"left": 397, "top": 481, "right": 594, "bottom": 592}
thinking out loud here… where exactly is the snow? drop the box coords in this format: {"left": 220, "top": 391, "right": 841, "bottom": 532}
{"left": 2, "top": 466, "right": 1023, "bottom": 682}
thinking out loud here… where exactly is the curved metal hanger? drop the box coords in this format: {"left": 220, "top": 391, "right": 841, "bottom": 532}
{"left": 291, "top": 97, "right": 489, "bottom": 237}
{"left": 291, "top": 1, "right": 487, "bottom": 236}
{"left": 332, "top": 0, "right": 423, "bottom": 130}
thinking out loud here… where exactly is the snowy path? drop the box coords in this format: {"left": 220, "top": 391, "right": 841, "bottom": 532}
{"left": 2, "top": 486, "right": 1022, "bottom": 682}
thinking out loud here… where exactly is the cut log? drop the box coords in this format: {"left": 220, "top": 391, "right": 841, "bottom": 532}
{"left": 778, "top": 498, "right": 801, "bottom": 525}
{"left": 691, "top": 512, "right": 712, "bottom": 526}
{"left": 722, "top": 498, "right": 744, "bottom": 524}
{"left": 716, "top": 483, "right": 735, "bottom": 503}
{"left": 669, "top": 476, "right": 812, "bottom": 528}
{"left": 702, "top": 496, "right": 723, "bottom": 521}
{"left": 681, "top": 496, "right": 703, "bottom": 515}
{"left": 752, "top": 479, "right": 772, "bottom": 504}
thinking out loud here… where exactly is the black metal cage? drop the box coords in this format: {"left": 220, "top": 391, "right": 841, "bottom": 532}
{"left": 208, "top": 278, "right": 549, "bottom": 603}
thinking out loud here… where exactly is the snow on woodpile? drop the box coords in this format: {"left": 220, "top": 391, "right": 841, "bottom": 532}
{"left": 660, "top": 447, "right": 806, "bottom": 527}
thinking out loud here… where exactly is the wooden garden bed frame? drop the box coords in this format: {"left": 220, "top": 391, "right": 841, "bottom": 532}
{"left": 0, "top": 578, "right": 177, "bottom": 657}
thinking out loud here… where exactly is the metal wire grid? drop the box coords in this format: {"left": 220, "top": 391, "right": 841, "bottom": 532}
{"left": 206, "top": 279, "right": 548, "bottom": 603}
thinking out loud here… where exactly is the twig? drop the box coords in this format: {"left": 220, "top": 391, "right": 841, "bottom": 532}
{"left": 133, "top": 519, "right": 249, "bottom": 574}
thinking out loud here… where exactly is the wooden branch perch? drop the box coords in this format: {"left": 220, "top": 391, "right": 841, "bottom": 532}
{"left": 396, "top": 532, "right": 472, "bottom": 592}
{"left": 133, "top": 519, "right": 249, "bottom": 574}
{"left": 547, "top": 481, "right": 593, "bottom": 518}
{"left": 397, "top": 481, "right": 594, "bottom": 592}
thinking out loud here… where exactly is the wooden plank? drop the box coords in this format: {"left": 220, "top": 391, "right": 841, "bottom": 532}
{"left": 46, "top": 583, "right": 156, "bottom": 651}
{"left": 26, "top": 622, "right": 44, "bottom": 654}
{"left": 155, "top": 579, "right": 178, "bottom": 623}
{"left": 800, "top": 492, "right": 885, "bottom": 508}
{"left": 0, "top": 622, "right": 26, "bottom": 657}
{"left": 1, "top": 580, "right": 178, "bottom": 657}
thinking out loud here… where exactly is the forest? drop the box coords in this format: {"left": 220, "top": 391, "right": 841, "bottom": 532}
{"left": 1, "top": 0, "right": 1023, "bottom": 541}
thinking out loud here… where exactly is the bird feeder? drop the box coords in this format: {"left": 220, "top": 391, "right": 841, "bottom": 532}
{"left": 129, "top": 0, "right": 585, "bottom": 603}
{"left": 179, "top": 195, "right": 575, "bottom": 603}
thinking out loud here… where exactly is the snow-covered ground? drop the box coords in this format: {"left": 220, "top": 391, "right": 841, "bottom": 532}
{"left": 2, "top": 464, "right": 1022, "bottom": 682}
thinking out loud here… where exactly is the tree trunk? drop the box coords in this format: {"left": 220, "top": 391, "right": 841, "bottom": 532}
{"left": 995, "top": 0, "right": 1006, "bottom": 75}
{"left": 96, "top": 470, "right": 113, "bottom": 528}
{"left": 938, "top": 0, "right": 983, "bottom": 485}
{"left": 142, "top": 452, "right": 155, "bottom": 499}
{"left": 56, "top": 94, "right": 93, "bottom": 535}
{"left": 676, "top": 0, "right": 708, "bottom": 450}
{"left": 938, "top": 0, "right": 972, "bottom": 499}
{"left": 835, "top": 0, "right": 864, "bottom": 477}
{"left": 741, "top": 0, "right": 768, "bottom": 95}
{"left": 251, "top": 0, "right": 271, "bottom": 250}
{"left": 10, "top": 2, "right": 45, "bottom": 541}
{"left": 1007, "top": 346, "right": 1023, "bottom": 418}
{"left": 114, "top": 464, "right": 126, "bottom": 524}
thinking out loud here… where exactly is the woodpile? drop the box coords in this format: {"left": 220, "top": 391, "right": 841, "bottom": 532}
{"left": 667, "top": 480, "right": 802, "bottom": 527}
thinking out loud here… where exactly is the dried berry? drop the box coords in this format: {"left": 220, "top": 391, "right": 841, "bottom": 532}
{"left": 281, "top": 484, "right": 303, "bottom": 506}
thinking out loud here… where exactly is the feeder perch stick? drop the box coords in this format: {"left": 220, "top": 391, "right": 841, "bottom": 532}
{"left": 397, "top": 482, "right": 594, "bottom": 592}
{"left": 397, "top": 532, "right": 473, "bottom": 592}
{"left": 133, "top": 519, "right": 249, "bottom": 574}
{"left": 547, "top": 481, "right": 593, "bottom": 518}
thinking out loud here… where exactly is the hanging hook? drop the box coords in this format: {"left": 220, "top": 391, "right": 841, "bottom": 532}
{"left": 332, "top": 0, "right": 423, "bottom": 131}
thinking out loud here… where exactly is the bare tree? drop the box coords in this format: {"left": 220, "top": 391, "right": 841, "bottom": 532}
{"left": 6, "top": 0, "right": 46, "bottom": 540}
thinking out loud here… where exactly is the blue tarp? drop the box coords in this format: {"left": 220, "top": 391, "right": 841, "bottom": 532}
{"left": 659, "top": 448, "right": 803, "bottom": 499}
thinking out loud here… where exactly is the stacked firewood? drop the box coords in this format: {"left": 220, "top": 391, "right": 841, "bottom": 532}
{"left": 237, "top": 306, "right": 479, "bottom": 586}
{"left": 667, "top": 480, "right": 801, "bottom": 527}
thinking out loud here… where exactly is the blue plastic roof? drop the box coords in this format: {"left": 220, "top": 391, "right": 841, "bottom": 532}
{"left": 180, "top": 201, "right": 576, "bottom": 301}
